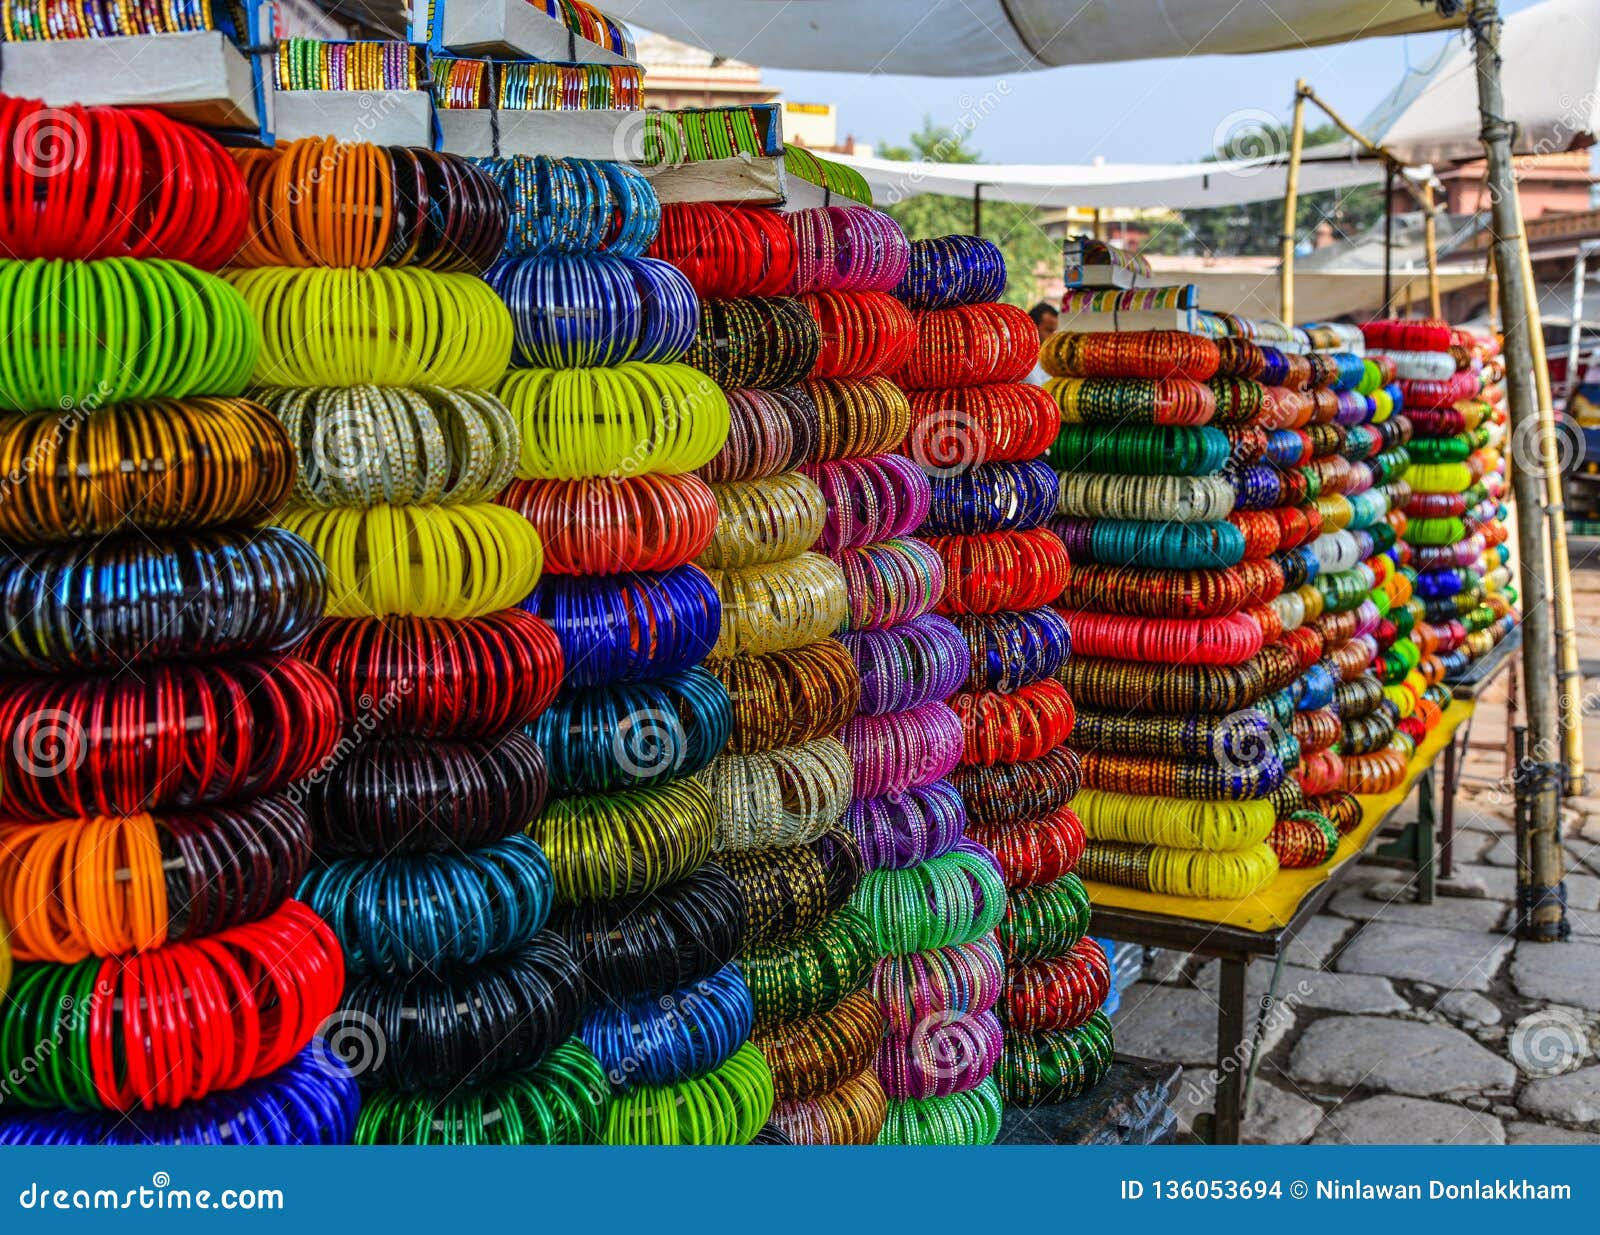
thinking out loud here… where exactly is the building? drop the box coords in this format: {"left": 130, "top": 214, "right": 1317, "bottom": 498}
{"left": 634, "top": 33, "right": 778, "bottom": 112}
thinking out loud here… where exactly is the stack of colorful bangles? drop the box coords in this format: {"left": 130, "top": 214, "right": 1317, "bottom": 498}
{"left": 1047, "top": 330, "right": 1289, "bottom": 899}
{"left": 225, "top": 137, "right": 598, "bottom": 1145}
{"left": 500, "top": 190, "right": 773, "bottom": 1146}
{"left": 0, "top": 99, "right": 354, "bottom": 1146}
{"left": 895, "top": 235, "right": 1111, "bottom": 1125}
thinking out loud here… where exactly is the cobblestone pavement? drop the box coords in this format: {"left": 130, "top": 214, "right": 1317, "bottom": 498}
{"left": 1110, "top": 541, "right": 1600, "bottom": 1144}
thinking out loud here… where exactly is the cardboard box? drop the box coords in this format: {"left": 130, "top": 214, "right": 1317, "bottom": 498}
{"left": 415, "top": 0, "right": 638, "bottom": 68}
{"left": 274, "top": 91, "right": 434, "bottom": 147}
{"left": 1062, "top": 262, "right": 1141, "bottom": 291}
{"left": 647, "top": 153, "right": 785, "bottom": 206}
{"left": 436, "top": 108, "right": 644, "bottom": 160}
{"left": 1055, "top": 307, "right": 1201, "bottom": 335}
{"left": 0, "top": 31, "right": 261, "bottom": 129}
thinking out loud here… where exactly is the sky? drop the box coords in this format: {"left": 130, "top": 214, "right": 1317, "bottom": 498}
{"left": 757, "top": 0, "right": 1544, "bottom": 163}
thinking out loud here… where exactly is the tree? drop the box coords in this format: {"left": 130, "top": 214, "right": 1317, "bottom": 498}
{"left": 877, "top": 118, "right": 1058, "bottom": 309}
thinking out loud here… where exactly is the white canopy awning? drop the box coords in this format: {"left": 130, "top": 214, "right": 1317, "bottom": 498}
{"left": 603, "top": 0, "right": 1458, "bottom": 75}
{"left": 1346, "top": 0, "right": 1600, "bottom": 163}
{"left": 831, "top": 149, "right": 1391, "bottom": 211}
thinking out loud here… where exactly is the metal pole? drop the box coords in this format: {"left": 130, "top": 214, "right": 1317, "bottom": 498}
{"left": 972, "top": 185, "right": 983, "bottom": 238}
{"left": 1383, "top": 164, "right": 1396, "bottom": 313}
{"left": 1279, "top": 81, "right": 1308, "bottom": 324}
{"left": 1510, "top": 188, "right": 1587, "bottom": 794}
{"left": 1563, "top": 247, "right": 1590, "bottom": 413}
{"left": 1469, "top": 0, "right": 1566, "bottom": 941}
{"left": 1423, "top": 179, "right": 1443, "bottom": 318}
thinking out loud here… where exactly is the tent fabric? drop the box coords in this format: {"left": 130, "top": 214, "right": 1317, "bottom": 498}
{"left": 603, "top": 0, "right": 1458, "bottom": 75}
{"left": 1349, "top": 0, "right": 1600, "bottom": 162}
{"left": 828, "top": 148, "right": 1388, "bottom": 210}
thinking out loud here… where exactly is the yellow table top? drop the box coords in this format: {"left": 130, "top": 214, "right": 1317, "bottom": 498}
{"left": 1082, "top": 698, "right": 1476, "bottom": 934}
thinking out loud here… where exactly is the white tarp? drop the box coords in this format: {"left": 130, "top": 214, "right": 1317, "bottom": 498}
{"left": 602, "top": 0, "right": 1458, "bottom": 75}
{"left": 1348, "top": 0, "right": 1600, "bottom": 163}
{"left": 830, "top": 149, "right": 1390, "bottom": 210}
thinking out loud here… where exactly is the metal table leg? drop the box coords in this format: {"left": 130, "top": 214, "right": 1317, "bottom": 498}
{"left": 1416, "top": 765, "right": 1437, "bottom": 905}
{"left": 1213, "top": 958, "right": 1248, "bottom": 1144}
{"left": 1440, "top": 736, "right": 1459, "bottom": 881}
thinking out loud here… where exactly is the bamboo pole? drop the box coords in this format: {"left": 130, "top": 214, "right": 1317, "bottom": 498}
{"left": 1468, "top": 0, "right": 1567, "bottom": 940}
{"left": 1278, "top": 81, "right": 1308, "bottom": 324}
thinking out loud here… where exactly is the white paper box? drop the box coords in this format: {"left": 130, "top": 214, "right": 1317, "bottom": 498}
{"left": 647, "top": 154, "right": 785, "bottom": 206}
{"left": 273, "top": 91, "right": 434, "bottom": 147}
{"left": 419, "top": 0, "right": 638, "bottom": 68}
{"left": 436, "top": 109, "right": 644, "bottom": 160}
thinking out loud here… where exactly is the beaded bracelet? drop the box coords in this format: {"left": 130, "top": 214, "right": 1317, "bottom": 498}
{"left": 1074, "top": 788, "right": 1276, "bottom": 850}
{"left": 710, "top": 639, "right": 861, "bottom": 751}
{"left": 924, "top": 459, "right": 1059, "bottom": 535}
{"left": 354, "top": 1039, "right": 609, "bottom": 1145}
{"left": 721, "top": 830, "right": 863, "bottom": 945}
{"left": 768, "top": 1066, "right": 889, "bottom": 1145}
{"left": 499, "top": 361, "right": 730, "bottom": 479}
{"left": 280, "top": 503, "right": 543, "bottom": 621}
{"left": 490, "top": 254, "right": 698, "bottom": 368}
{"left": 967, "top": 804, "right": 1085, "bottom": 890}
{"left": 953, "top": 679, "right": 1076, "bottom": 767}
{"left": 0, "top": 397, "right": 293, "bottom": 544}
{"left": 0, "top": 900, "right": 341, "bottom": 1111}
{"left": 555, "top": 863, "right": 745, "bottom": 1000}
{"left": 586, "top": 962, "right": 755, "bottom": 1089}
{"left": 338, "top": 932, "right": 587, "bottom": 1091}
{"left": 227, "top": 266, "right": 511, "bottom": 390}
{"left": 743, "top": 906, "right": 876, "bottom": 1028}
{"left": 1040, "top": 331, "right": 1221, "bottom": 381}
{"left": 686, "top": 296, "right": 822, "bottom": 388}
{"left": 904, "top": 383, "right": 1060, "bottom": 470}
{"left": 697, "top": 471, "right": 829, "bottom": 568}
{"left": 604, "top": 1041, "right": 775, "bottom": 1145}
{"left": 877, "top": 1009, "right": 1003, "bottom": 1100}
{"left": 877, "top": 1076, "right": 1004, "bottom": 1145}
{"left": 949, "top": 747, "right": 1083, "bottom": 827}
{"left": 892, "top": 235, "right": 1006, "bottom": 309}
{"left": 836, "top": 613, "right": 969, "bottom": 715}
{"left": 872, "top": 932, "right": 1005, "bottom": 1035}
{"left": 1046, "top": 376, "right": 1217, "bottom": 427}
{"left": 1049, "top": 423, "right": 1230, "bottom": 477}
{"left": 897, "top": 304, "right": 1038, "bottom": 389}
{"left": 475, "top": 155, "right": 659, "bottom": 258}
{"left": 708, "top": 552, "right": 848, "bottom": 657}
{"left": 305, "top": 731, "right": 546, "bottom": 856}
{"left": 0, "top": 1045, "right": 358, "bottom": 1146}
{"left": 531, "top": 776, "right": 716, "bottom": 902}
{"left": 234, "top": 139, "right": 508, "bottom": 272}
{"left": 836, "top": 537, "right": 946, "bottom": 631}
{"left": 706, "top": 737, "right": 855, "bottom": 850}
{"left": 0, "top": 657, "right": 339, "bottom": 821}
{"left": 302, "top": 832, "right": 553, "bottom": 975}
{"left": 847, "top": 779, "right": 968, "bottom": 871}
{"left": 649, "top": 203, "right": 798, "bottom": 298}
{"left": 756, "top": 988, "right": 882, "bottom": 1101}
{"left": 0, "top": 97, "right": 247, "bottom": 268}
{"left": 0, "top": 527, "right": 323, "bottom": 672}
{"left": 801, "top": 376, "right": 915, "bottom": 462}
{"left": 999, "top": 1011, "right": 1115, "bottom": 1106}
{"left": 929, "top": 528, "right": 1071, "bottom": 615}
{"left": 801, "top": 453, "right": 932, "bottom": 551}
{"left": 698, "top": 386, "right": 815, "bottom": 483}
{"left": 0, "top": 795, "right": 311, "bottom": 962}
{"left": 500, "top": 472, "right": 718, "bottom": 574}
{"left": 534, "top": 668, "right": 730, "bottom": 793}
{"left": 1269, "top": 811, "right": 1342, "bottom": 868}
{"left": 1004, "top": 936, "right": 1111, "bottom": 1032}
{"left": 1051, "top": 516, "right": 1245, "bottom": 569}
{"left": 296, "top": 610, "right": 561, "bottom": 739}
{"left": 0, "top": 258, "right": 257, "bottom": 410}
{"left": 1066, "top": 610, "right": 1264, "bottom": 666}
{"left": 999, "top": 874, "right": 1092, "bottom": 963}
{"left": 267, "top": 385, "right": 517, "bottom": 508}
{"left": 841, "top": 701, "right": 964, "bottom": 799}
{"left": 787, "top": 207, "right": 912, "bottom": 294}
{"left": 800, "top": 290, "right": 918, "bottom": 378}
{"left": 526, "top": 564, "right": 718, "bottom": 689}
{"left": 851, "top": 840, "right": 1007, "bottom": 955}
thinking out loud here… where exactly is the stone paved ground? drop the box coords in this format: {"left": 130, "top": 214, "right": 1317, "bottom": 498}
{"left": 1108, "top": 540, "right": 1600, "bottom": 1144}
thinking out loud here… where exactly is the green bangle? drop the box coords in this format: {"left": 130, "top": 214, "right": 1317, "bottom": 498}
{"left": 353, "top": 1040, "right": 610, "bottom": 1145}
{"left": 742, "top": 906, "right": 877, "bottom": 1030}
{"left": 603, "top": 1042, "right": 775, "bottom": 1145}
{"left": 850, "top": 843, "right": 1008, "bottom": 956}
{"left": 530, "top": 778, "right": 717, "bottom": 903}
{"left": 0, "top": 960, "right": 100, "bottom": 1110}
{"left": 999, "top": 873, "right": 1092, "bottom": 964}
{"left": 876, "top": 1075, "right": 1003, "bottom": 1146}
{"left": 1000, "top": 1010, "right": 1116, "bottom": 1106}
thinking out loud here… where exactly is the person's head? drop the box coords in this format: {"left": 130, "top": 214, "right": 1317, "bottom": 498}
{"left": 1029, "top": 301, "right": 1058, "bottom": 343}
